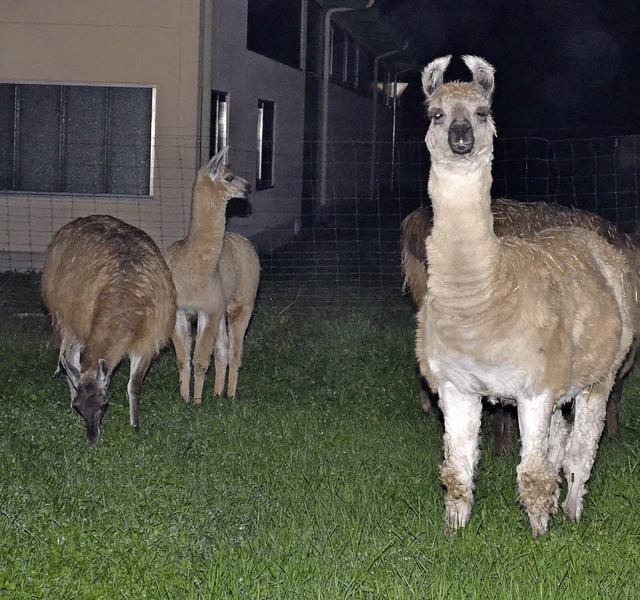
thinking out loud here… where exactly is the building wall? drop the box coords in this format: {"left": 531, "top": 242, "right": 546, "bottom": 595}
{"left": 211, "top": 0, "right": 306, "bottom": 252}
{"left": 0, "top": 0, "right": 202, "bottom": 270}
{"left": 0, "top": 0, "right": 400, "bottom": 269}
{"left": 325, "top": 84, "right": 394, "bottom": 205}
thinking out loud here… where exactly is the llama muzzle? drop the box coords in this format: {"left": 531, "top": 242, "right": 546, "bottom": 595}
{"left": 448, "top": 119, "right": 474, "bottom": 154}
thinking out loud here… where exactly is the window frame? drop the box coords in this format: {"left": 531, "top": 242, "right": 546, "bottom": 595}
{"left": 256, "top": 99, "right": 275, "bottom": 191}
{"left": 210, "top": 90, "right": 229, "bottom": 158}
{"left": 0, "top": 81, "right": 156, "bottom": 197}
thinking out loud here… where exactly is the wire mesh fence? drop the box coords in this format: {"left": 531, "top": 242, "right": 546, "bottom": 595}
{"left": 2, "top": 134, "right": 639, "bottom": 315}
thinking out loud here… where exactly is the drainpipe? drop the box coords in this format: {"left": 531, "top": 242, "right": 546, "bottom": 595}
{"left": 390, "top": 65, "right": 415, "bottom": 190}
{"left": 319, "top": 0, "right": 375, "bottom": 207}
{"left": 197, "top": 0, "right": 214, "bottom": 166}
{"left": 368, "top": 42, "right": 408, "bottom": 201}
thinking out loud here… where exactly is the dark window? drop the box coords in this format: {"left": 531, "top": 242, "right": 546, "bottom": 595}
{"left": 345, "top": 35, "right": 359, "bottom": 89}
{"left": 330, "top": 24, "right": 346, "bottom": 83}
{"left": 0, "top": 83, "right": 153, "bottom": 195}
{"left": 256, "top": 99, "right": 275, "bottom": 190}
{"left": 358, "top": 47, "right": 373, "bottom": 94}
{"left": 210, "top": 90, "right": 229, "bottom": 158}
{"left": 326, "top": 23, "right": 373, "bottom": 96}
{"left": 247, "top": 0, "right": 301, "bottom": 69}
{"left": 305, "top": 0, "right": 323, "bottom": 75}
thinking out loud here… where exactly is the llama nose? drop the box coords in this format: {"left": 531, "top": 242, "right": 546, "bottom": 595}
{"left": 448, "top": 120, "right": 474, "bottom": 154}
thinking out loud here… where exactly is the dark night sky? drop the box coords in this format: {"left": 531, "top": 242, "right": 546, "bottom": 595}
{"left": 379, "top": 0, "right": 640, "bottom": 137}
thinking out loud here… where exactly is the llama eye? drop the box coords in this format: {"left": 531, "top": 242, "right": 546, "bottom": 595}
{"left": 225, "top": 175, "right": 234, "bottom": 182}
{"left": 431, "top": 111, "right": 444, "bottom": 122}
{"left": 476, "top": 107, "right": 490, "bottom": 119}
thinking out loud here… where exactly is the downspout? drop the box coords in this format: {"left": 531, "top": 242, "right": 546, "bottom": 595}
{"left": 197, "top": 0, "right": 214, "bottom": 165}
{"left": 319, "top": 0, "right": 375, "bottom": 207}
{"left": 368, "top": 42, "right": 408, "bottom": 201}
{"left": 390, "top": 65, "right": 414, "bottom": 189}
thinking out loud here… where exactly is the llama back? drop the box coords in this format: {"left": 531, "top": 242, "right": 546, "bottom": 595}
{"left": 219, "top": 232, "right": 260, "bottom": 303}
{"left": 401, "top": 199, "right": 630, "bottom": 306}
{"left": 42, "top": 215, "right": 176, "bottom": 369}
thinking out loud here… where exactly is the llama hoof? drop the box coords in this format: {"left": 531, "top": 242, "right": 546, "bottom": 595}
{"left": 528, "top": 512, "right": 550, "bottom": 539}
{"left": 133, "top": 425, "right": 140, "bottom": 434}
{"left": 193, "top": 398, "right": 202, "bottom": 407}
{"left": 562, "top": 497, "right": 582, "bottom": 524}
{"left": 444, "top": 499, "right": 472, "bottom": 534}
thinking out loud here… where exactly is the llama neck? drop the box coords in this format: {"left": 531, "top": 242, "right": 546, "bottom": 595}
{"left": 426, "top": 160, "right": 503, "bottom": 308}
{"left": 184, "top": 186, "right": 227, "bottom": 267}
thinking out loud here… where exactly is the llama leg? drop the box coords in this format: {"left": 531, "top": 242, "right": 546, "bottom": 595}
{"left": 225, "top": 302, "right": 255, "bottom": 398}
{"left": 516, "top": 394, "right": 557, "bottom": 538}
{"left": 438, "top": 382, "right": 483, "bottom": 534}
{"left": 172, "top": 311, "right": 193, "bottom": 403}
{"left": 606, "top": 343, "right": 637, "bottom": 438}
{"left": 127, "top": 354, "right": 152, "bottom": 430}
{"left": 547, "top": 407, "right": 569, "bottom": 512}
{"left": 419, "top": 373, "right": 436, "bottom": 413}
{"left": 491, "top": 403, "right": 514, "bottom": 456}
{"left": 605, "top": 386, "right": 621, "bottom": 439}
{"left": 562, "top": 383, "right": 608, "bottom": 523}
{"left": 213, "top": 316, "right": 229, "bottom": 397}
{"left": 193, "top": 311, "right": 221, "bottom": 405}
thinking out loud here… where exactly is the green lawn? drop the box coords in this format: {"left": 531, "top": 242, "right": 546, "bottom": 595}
{"left": 0, "top": 301, "right": 639, "bottom": 599}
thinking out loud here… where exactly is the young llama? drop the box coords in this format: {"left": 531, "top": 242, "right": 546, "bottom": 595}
{"left": 165, "top": 147, "right": 260, "bottom": 404}
{"left": 416, "top": 55, "right": 638, "bottom": 537}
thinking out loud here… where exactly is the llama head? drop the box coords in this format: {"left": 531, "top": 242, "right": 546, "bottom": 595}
{"left": 197, "top": 145, "right": 251, "bottom": 204}
{"left": 421, "top": 55, "right": 496, "bottom": 167}
{"left": 60, "top": 356, "right": 110, "bottom": 444}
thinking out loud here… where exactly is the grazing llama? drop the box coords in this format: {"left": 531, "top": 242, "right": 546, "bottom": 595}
{"left": 165, "top": 147, "right": 260, "bottom": 404}
{"left": 416, "top": 55, "right": 638, "bottom": 537}
{"left": 402, "top": 199, "right": 640, "bottom": 450}
{"left": 41, "top": 215, "right": 177, "bottom": 444}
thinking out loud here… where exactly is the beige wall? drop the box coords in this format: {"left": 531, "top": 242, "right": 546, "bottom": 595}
{"left": 0, "top": 0, "right": 203, "bottom": 270}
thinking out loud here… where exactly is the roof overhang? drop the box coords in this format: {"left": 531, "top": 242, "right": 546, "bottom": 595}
{"left": 316, "top": 0, "right": 417, "bottom": 72}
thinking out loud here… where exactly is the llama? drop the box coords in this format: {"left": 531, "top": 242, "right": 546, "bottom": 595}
{"left": 402, "top": 199, "right": 640, "bottom": 449}
{"left": 41, "top": 215, "right": 177, "bottom": 444}
{"left": 164, "top": 146, "right": 260, "bottom": 404}
{"left": 416, "top": 55, "right": 638, "bottom": 537}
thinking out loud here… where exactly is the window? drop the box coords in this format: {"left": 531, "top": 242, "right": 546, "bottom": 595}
{"left": 210, "top": 90, "right": 229, "bottom": 157}
{"left": 256, "top": 100, "right": 275, "bottom": 191}
{"left": 247, "top": 0, "right": 302, "bottom": 69}
{"left": 330, "top": 24, "right": 346, "bottom": 83}
{"left": 327, "top": 23, "right": 373, "bottom": 96}
{"left": 0, "top": 83, "right": 153, "bottom": 195}
{"left": 345, "top": 36, "right": 359, "bottom": 89}
{"left": 357, "top": 48, "right": 373, "bottom": 94}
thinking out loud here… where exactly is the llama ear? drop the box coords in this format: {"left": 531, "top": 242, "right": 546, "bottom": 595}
{"left": 207, "top": 145, "right": 229, "bottom": 179}
{"left": 60, "top": 354, "right": 80, "bottom": 390}
{"left": 97, "top": 359, "right": 111, "bottom": 387}
{"left": 462, "top": 55, "right": 495, "bottom": 100}
{"left": 421, "top": 55, "right": 452, "bottom": 101}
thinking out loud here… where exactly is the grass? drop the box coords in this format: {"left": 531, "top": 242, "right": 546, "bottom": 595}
{"left": 0, "top": 299, "right": 639, "bottom": 598}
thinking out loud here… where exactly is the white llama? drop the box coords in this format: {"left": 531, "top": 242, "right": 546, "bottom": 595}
{"left": 416, "top": 55, "right": 637, "bottom": 537}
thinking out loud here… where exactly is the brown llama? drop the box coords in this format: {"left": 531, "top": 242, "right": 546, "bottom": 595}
{"left": 41, "top": 215, "right": 177, "bottom": 444}
{"left": 165, "top": 146, "right": 260, "bottom": 404}
{"left": 402, "top": 199, "right": 640, "bottom": 450}
{"left": 416, "top": 55, "right": 639, "bottom": 537}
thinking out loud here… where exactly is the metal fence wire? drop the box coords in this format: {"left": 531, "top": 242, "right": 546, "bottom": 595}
{"left": 2, "top": 135, "right": 639, "bottom": 314}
